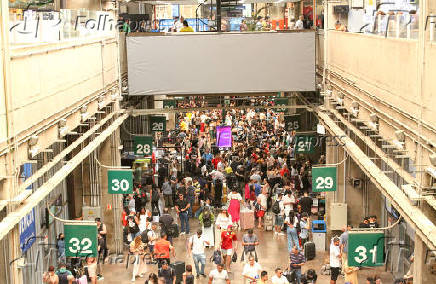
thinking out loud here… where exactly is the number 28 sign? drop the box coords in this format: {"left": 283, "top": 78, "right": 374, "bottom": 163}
{"left": 64, "top": 223, "right": 97, "bottom": 257}
{"left": 312, "top": 166, "right": 337, "bottom": 192}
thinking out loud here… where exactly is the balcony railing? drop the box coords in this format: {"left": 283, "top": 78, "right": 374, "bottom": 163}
{"left": 9, "top": 9, "right": 116, "bottom": 46}
{"left": 364, "top": 13, "right": 419, "bottom": 40}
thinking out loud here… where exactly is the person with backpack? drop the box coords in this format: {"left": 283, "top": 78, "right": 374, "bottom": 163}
{"left": 273, "top": 193, "right": 285, "bottom": 236}
{"left": 55, "top": 263, "right": 74, "bottom": 284}
{"left": 151, "top": 187, "right": 161, "bottom": 217}
{"left": 199, "top": 206, "right": 215, "bottom": 247}
{"left": 158, "top": 260, "right": 176, "bottom": 284}
{"left": 188, "top": 229, "right": 210, "bottom": 279}
{"left": 127, "top": 212, "right": 140, "bottom": 242}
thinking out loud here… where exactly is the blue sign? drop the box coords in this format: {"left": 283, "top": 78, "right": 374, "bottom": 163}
{"left": 19, "top": 208, "right": 36, "bottom": 253}
{"left": 21, "top": 163, "right": 33, "bottom": 190}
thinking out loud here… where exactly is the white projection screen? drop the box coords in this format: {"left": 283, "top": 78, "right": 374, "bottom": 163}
{"left": 127, "top": 32, "right": 315, "bottom": 96}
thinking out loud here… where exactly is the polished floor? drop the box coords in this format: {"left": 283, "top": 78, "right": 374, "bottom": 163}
{"left": 100, "top": 212, "right": 392, "bottom": 283}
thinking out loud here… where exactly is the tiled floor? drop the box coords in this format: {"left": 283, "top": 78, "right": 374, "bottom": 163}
{"left": 100, "top": 215, "right": 393, "bottom": 283}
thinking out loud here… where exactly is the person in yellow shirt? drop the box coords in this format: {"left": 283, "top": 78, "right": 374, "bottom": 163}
{"left": 258, "top": 270, "right": 268, "bottom": 284}
{"left": 180, "top": 20, "right": 194, "bottom": 32}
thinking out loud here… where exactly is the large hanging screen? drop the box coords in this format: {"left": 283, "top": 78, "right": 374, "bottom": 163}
{"left": 127, "top": 31, "right": 315, "bottom": 95}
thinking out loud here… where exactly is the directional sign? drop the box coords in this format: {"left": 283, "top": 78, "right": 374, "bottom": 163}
{"left": 312, "top": 166, "right": 337, "bottom": 192}
{"left": 163, "top": 100, "right": 176, "bottom": 109}
{"left": 134, "top": 136, "right": 153, "bottom": 156}
{"left": 348, "top": 231, "right": 384, "bottom": 267}
{"left": 149, "top": 116, "right": 166, "bottom": 132}
{"left": 108, "top": 170, "right": 133, "bottom": 194}
{"left": 64, "top": 223, "right": 98, "bottom": 257}
{"left": 294, "top": 135, "right": 316, "bottom": 154}
{"left": 274, "top": 98, "right": 288, "bottom": 113}
{"left": 285, "top": 114, "right": 301, "bottom": 132}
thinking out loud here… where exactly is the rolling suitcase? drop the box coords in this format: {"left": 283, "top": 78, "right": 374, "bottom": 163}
{"left": 264, "top": 212, "right": 274, "bottom": 231}
{"left": 171, "top": 261, "right": 185, "bottom": 284}
{"left": 304, "top": 241, "right": 316, "bottom": 261}
{"left": 240, "top": 209, "right": 255, "bottom": 230}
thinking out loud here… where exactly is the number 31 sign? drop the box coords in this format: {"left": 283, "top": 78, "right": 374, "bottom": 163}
{"left": 312, "top": 166, "right": 337, "bottom": 192}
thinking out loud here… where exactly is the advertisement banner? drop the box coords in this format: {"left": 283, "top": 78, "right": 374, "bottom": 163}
{"left": 216, "top": 126, "right": 232, "bottom": 148}
{"left": 19, "top": 208, "right": 36, "bottom": 253}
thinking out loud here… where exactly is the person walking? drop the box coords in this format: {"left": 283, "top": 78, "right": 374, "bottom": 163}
{"left": 273, "top": 193, "right": 285, "bottom": 236}
{"left": 183, "top": 265, "right": 195, "bottom": 284}
{"left": 271, "top": 268, "right": 289, "bottom": 284}
{"left": 43, "top": 266, "right": 59, "bottom": 284}
{"left": 214, "top": 207, "right": 232, "bottom": 249}
{"left": 162, "top": 177, "right": 173, "bottom": 208}
{"left": 259, "top": 271, "right": 269, "bottom": 284}
{"left": 289, "top": 246, "right": 305, "bottom": 284}
{"left": 208, "top": 263, "right": 230, "bottom": 284}
{"left": 154, "top": 232, "right": 175, "bottom": 268}
{"left": 175, "top": 193, "right": 190, "bottom": 235}
{"left": 220, "top": 225, "right": 238, "bottom": 273}
{"left": 227, "top": 188, "right": 242, "bottom": 229}
{"left": 299, "top": 213, "right": 310, "bottom": 247}
{"left": 199, "top": 206, "right": 215, "bottom": 247}
{"left": 159, "top": 208, "right": 175, "bottom": 244}
{"left": 55, "top": 263, "right": 74, "bottom": 284}
{"left": 130, "top": 235, "right": 146, "bottom": 282}
{"left": 285, "top": 212, "right": 300, "bottom": 252}
{"left": 188, "top": 229, "right": 210, "bottom": 279}
{"left": 241, "top": 229, "right": 259, "bottom": 262}
{"left": 158, "top": 260, "right": 176, "bottom": 284}
{"left": 330, "top": 237, "right": 342, "bottom": 284}
{"left": 242, "top": 256, "right": 262, "bottom": 284}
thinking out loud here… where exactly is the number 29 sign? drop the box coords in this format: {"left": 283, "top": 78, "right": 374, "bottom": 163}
{"left": 64, "top": 223, "right": 97, "bottom": 257}
{"left": 312, "top": 166, "right": 337, "bottom": 192}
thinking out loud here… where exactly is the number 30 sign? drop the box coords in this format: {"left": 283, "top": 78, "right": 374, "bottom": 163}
{"left": 312, "top": 166, "right": 337, "bottom": 192}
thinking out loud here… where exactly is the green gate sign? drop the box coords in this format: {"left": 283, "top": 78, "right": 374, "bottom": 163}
{"left": 312, "top": 166, "right": 337, "bottom": 192}
{"left": 348, "top": 231, "right": 384, "bottom": 267}
{"left": 134, "top": 136, "right": 153, "bottom": 156}
{"left": 108, "top": 169, "right": 133, "bottom": 194}
{"left": 294, "top": 135, "right": 316, "bottom": 154}
{"left": 163, "top": 100, "right": 176, "bottom": 109}
{"left": 285, "top": 114, "right": 301, "bottom": 132}
{"left": 149, "top": 116, "right": 166, "bottom": 132}
{"left": 64, "top": 223, "right": 98, "bottom": 257}
{"left": 274, "top": 98, "right": 288, "bottom": 112}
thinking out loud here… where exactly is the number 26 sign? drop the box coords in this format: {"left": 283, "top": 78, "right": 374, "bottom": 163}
{"left": 312, "top": 166, "right": 337, "bottom": 192}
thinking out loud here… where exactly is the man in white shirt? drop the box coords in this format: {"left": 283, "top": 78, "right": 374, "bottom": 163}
{"left": 282, "top": 190, "right": 295, "bottom": 216}
{"left": 208, "top": 263, "right": 230, "bottom": 284}
{"left": 188, "top": 229, "right": 210, "bottom": 278}
{"left": 330, "top": 237, "right": 342, "bottom": 284}
{"left": 295, "top": 15, "right": 304, "bottom": 30}
{"left": 242, "top": 256, "right": 262, "bottom": 284}
{"left": 271, "top": 268, "right": 289, "bottom": 284}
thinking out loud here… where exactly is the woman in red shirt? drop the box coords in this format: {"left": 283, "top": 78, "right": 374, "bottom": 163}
{"left": 220, "top": 225, "right": 238, "bottom": 272}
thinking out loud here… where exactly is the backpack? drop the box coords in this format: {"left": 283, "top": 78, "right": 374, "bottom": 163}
{"left": 57, "top": 271, "right": 69, "bottom": 284}
{"left": 202, "top": 210, "right": 212, "bottom": 228}
{"left": 211, "top": 250, "right": 222, "bottom": 264}
{"left": 272, "top": 200, "right": 281, "bottom": 214}
{"left": 152, "top": 189, "right": 160, "bottom": 202}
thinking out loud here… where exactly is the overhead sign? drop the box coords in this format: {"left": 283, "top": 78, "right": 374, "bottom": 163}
{"left": 163, "top": 100, "right": 176, "bottom": 109}
{"left": 348, "top": 231, "right": 384, "bottom": 267}
{"left": 274, "top": 98, "right": 288, "bottom": 112}
{"left": 134, "top": 136, "right": 153, "bottom": 156}
{"left": 108, "top": 170, "right": 133, "bottom": 194}
{"left": 19, "top": 208, "right": 36, "bottom": 253}
{"left": 216, "top": 125, "right": 232, "bottom": 148}
{"left": 312, "top": 166, "right": 337, "bottom": 192}
{"left": 149, "top": 116, "right": 166, "bottom": 132}
{"left": 285, "top": 114, "right": 301, "bottom": 132}
{"left": 64, "top": 223, "right": 98, "bottom": 257}
{"left": 294, "top": 135, "right": 316, "bottom": 154}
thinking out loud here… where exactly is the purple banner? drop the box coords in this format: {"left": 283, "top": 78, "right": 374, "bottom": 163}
{"left": 216, "top": 126, "right": 232, "bottom": 148}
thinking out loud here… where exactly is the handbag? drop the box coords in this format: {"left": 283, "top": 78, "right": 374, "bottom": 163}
{"left": 232, "top": 252, "right": 238, "bottom": 263}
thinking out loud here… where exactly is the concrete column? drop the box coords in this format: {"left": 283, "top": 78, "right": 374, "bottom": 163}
{"left": 413, "top": 236, "right": 425, "bottom": 284}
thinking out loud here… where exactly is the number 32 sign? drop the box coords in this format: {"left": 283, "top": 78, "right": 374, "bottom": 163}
{"left": 64, "top": 223, "right": 97, "bottom": 257}
{"left": 312, "top": 166, "right": 337, "bottom": 192}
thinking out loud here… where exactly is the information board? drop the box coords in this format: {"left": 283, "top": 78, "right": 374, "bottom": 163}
{"left": 64, "top": 223, "right": 98, "bottom": 257}
{"left": 294, "top": 135, "right": 316, "bottom": 154}
{"left": 285, "top": 114, "right": 301, "bottom": 132}
{"left": 163, "top": 100, "right": 176, "bottom": 109}
{"left": 108, "top": 170, "right": 133, "bottom": 194}
{"left": 19, "top": 208, "right": 36, "bottom": 253}
{"left": 216, "top": 125, "right": 232, "bottom": 148}
{"left": 348, "top": 231, "right": 384, "bottom": 267}
{"left": 312, "top": 166, "right": 337, "bottom": 192}
{"left": 149, "top": 116, "right": 166, "bottom": 132}
{"left": 274, "top": 98, "right": 288, "bottom": 113}
{"left": 134, "top": 136, "right": 153, "bottom": 156}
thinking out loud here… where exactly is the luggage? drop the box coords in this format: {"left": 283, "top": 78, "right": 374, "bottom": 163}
{"left": 304, "top": 241, "right": 316, "bottom": 261}
{"left": 240, "top": 209, "right": 255, "bottom": 230}
{"left": 171, "top": 261, "right": 185, "bottom": 284}
{"left": 264, "top": 212, "right": 274, "bottom": 231}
